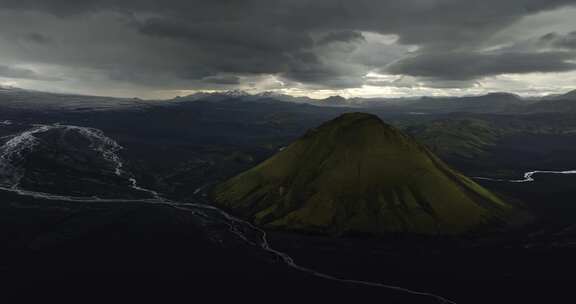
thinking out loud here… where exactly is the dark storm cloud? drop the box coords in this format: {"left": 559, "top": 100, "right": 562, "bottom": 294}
{"left": 318, "top": 31, "right": 366, "bottom": 46}
{"left": 283, "top": 63, "right": 365, "bottom": 88}
{"left": 138, "top": 18, "right": 314, "bottom": 53}
{"left": 540, "top": 31, "right": 576, "bottom": 49}
{"left": 0, "top": 0, "right": 575, "bottom": 92}
{"left": 201, "top": 75, "right": 241, "bottom": 85}
{"left": 20, "top": 32, "right": 53, "bottom": 44}
{"left": 387, "top": 51, "right": 576, "bottom": 80}
{"left": 0, "top": 64, "right": 59, "bottom": 81}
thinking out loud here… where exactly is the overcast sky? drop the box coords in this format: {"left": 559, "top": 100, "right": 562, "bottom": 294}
{"left": 0, "top": 0, "right": 576, "bottom": 99}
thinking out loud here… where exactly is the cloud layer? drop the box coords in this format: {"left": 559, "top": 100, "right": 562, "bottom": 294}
{"left": 0, "top": 0, "right": 575, "bottom": 97}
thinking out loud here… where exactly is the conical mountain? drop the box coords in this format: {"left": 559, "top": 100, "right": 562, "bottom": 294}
{"left": 212, "top": 113, "right": 513, "bottom": 235}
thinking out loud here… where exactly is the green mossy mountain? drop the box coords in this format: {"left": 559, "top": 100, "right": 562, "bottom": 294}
{"left": 212, "top": 113, "right": 513, "bottom": 236}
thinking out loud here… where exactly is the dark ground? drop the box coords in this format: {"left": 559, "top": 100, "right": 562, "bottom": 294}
{"left": 2, "top": 101, "right": 576, "bottom": 304}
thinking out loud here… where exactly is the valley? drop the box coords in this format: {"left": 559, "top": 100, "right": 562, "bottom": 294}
{"left": 2, "top": 88, "right": 576, "bottom": 303}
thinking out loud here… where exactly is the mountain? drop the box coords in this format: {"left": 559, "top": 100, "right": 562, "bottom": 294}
{"left": 0, "top": 86, "right": 143, "bottom": 111}
{"left": 212, "top": 113, "right": 513, "bottom": 236}
{"left": 406, "top": 118, "right": 502, "bottom": 160}
{"left": 402, "top": 93, "right": 527, "bottom": 114}
{"left": 559, "top": 89, "right": 576, "bottom": 100}
{"left": 173, "top": 91, "right": 401, "bottom": 107}
{"left": 172, "top": 90, "right": 542, "bottom": 113}
{"left": 173, "top": 90, "right": 319, "bottom": 105}
{"left": 320, "top": 95, "right": 348, "bottom": 106}
{"left": 523, "top": 89, "right": 576, "bottom": 113}
{"left": 544, "top": 89, "right": 576, "bottom": 101}
{"left": 173, "top": 90, "right": 251, "bottom": 102}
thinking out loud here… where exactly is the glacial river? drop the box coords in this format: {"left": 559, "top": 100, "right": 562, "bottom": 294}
{"left": 0, "top": 122, "right": 455, "bottom": 304}
{"left": 475, "top": 170, "right": 576, "bottom": 183}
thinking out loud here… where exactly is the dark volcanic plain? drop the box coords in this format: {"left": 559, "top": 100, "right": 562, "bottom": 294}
{"left": 2, "top": 89, "right": 576, "bottom": 303}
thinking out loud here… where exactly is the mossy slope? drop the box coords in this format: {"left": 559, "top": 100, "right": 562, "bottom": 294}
{"left": 213, "top": 113, "right": 512, "bottom": 235}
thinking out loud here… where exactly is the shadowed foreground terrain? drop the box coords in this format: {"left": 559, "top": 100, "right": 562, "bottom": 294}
{"left": 1, "top": 91, "right": 576, "bottom": 303}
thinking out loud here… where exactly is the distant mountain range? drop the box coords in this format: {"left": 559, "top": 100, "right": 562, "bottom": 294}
{"left": 2, "top": 86, "right": 576, "bottom": 114}
{"left": 0, "top": 86, "right": 144, "bottom": 111}
{"left": 542, "top": 89, "right": 576, "bottom": 100}
{"left": 173, "top": 89, "right": 576, "bottom": 114}
{"left": 173, "top": 89, "right": 418, "bottom": 107}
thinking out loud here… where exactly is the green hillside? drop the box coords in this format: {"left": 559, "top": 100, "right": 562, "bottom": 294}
{"left": 405, "top": 118, "right": 501, "bottom": 159}
{"left": 212, "top": 113, "right": 513, "bottom": 236}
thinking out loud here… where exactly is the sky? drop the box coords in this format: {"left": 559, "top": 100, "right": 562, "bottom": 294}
{"left": 0, "top": 0, "right": 576, "bottom": 99}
